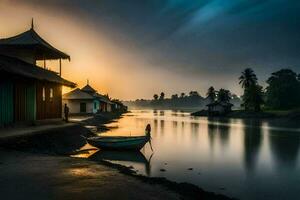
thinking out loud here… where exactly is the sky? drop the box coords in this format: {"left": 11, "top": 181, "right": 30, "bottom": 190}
{"left": 0, "top": 0, "right": 300, "bottom": 100}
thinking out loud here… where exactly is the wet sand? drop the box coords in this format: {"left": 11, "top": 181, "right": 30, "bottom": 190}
{"left": 0, "top": 149, "right": 181, "bottom": 200}
{"left": 0, "top": 112, "right": 234, "bottom": 200}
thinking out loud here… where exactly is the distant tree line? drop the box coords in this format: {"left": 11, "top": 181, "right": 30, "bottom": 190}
{"left": 125, "top": 88, "right": 241, "bottom": 109}
{"left": 206, "top": 87, "right": 233, "bottom": 104}
{"left": 125, "top": 68, "right": 300, "bottom": 111}
{"left": 150, "top": 91, "right": 205, "bottom": 108}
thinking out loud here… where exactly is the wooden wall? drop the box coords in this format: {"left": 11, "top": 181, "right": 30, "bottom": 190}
{"left": 14, "top": 78, "right": 36, "bottom": 123}
{"left": 1, "top": 72, "right": 63, "bottom": 126}
{"left": 36, "top": 81, "right": 62, "bottom": 120}
{"left": 0, "top": 78, "right": 14, "bottom": 126}
{"left": 0, "top": 73, "right": 36, "bottom": 125}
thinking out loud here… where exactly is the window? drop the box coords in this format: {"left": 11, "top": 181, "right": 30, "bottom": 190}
{"left": 94, "top": 102, "right": 97, "bottom": 109}
{"left": 80, "top": 103, "right": 87, "bottom": 113}
{"left": 42, "top": 87, "right": 46, "bottom": 101}
{"left": 50, "top": 88, "right": 53, "bottom": 101}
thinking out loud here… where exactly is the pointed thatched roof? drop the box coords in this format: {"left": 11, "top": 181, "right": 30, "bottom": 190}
{"left": 63, "top": 88, "right": 94, "bottom": 100}
{"left": 0, "top": 28, "right": 70, "bottom": 60}
{"left": 94, "top": 93, "right": 113, "bottom": 104}
{"left": 0, "top": 55, "right": 76, "bottom": 87}
{"left": 81, "top": 84, "right": 97, "bottom": 94}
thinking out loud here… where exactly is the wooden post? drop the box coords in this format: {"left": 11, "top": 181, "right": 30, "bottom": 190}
{"left": 44, "top": 59, "right": 46, "bottom": 69}
{"left": 59, "top": 58, "right": 62, "bottom": 76}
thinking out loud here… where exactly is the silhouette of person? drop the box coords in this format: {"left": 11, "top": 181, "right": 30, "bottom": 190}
{"left": 145, "top": 124, "right": 153, "bottom": 151}
{"left": 64, "top": 103, "right": 69, "bottom": 123}
{"left": 145, "top": 124, "right": 151, "bottom": 136}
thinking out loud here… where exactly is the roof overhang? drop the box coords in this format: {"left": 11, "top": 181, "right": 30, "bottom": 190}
{"left": 0, "top": 55, "right": 76, "bottom": 87}
{"left": 0, "top": 28, "right": 70, "bottom": 60}
{"left": 0, "top": 44, "right": 70, "bottom": 60}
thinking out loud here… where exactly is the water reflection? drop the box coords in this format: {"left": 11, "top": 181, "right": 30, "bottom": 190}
{"left": 243, "top": 120, "right": 262, "bottom": 172}
{"left": 159, "top": 110, "right": 165, "bottom": 116}
{"left": 190, "top": 122, "right": 199, "bottom": 134}
{"left": 207, "top": 119, "right": 230, "bottom": 149}
{"left": 268, "top": 127, "right": 300, "bottom": 169}
{"left": 90, "top": 150, "right": 152, "bottom": 176}
{"left": 87, "top": 110, "right": 300, "bottom": 200}
{"left": 208, "top": 123, "right": 217, "bottom": 149}
{"left": 218, "top": 119, "right": 230, "bottom": 147}
{"left": 160, "top": 120, "right": 165, "bottom": 133}
{"left": 172, "top": 120, "right": 178, "bottom": 129}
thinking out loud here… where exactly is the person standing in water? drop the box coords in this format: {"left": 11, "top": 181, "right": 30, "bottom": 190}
{"left": 145, "top": 124, "right": 153, "bottom": 151}
{"left": 64, "top": 103, "right": 69, "bottom": 123}
{"left": 145, "top": 124, "right": 151, "bottom": 136}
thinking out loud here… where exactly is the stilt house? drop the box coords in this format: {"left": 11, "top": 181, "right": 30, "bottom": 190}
{"left": 0, "top": 23, "right": 76, "bottom": 126}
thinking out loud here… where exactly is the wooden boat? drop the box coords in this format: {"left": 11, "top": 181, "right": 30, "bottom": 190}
{"left": 89, "top": 150, "right": 148, "bottom": 163}
{"left": 85, "top": 135, "right": 150, "bottom": 151}
{"left": 89, "top": 150, "right": 152, "bottom": 176}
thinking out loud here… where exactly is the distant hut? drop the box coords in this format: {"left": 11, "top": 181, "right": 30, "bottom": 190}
{"left": 0, "top": 24, "right": 75, "bottom": 126}
{"left": 62, "top": 88, "right": 95, "bottom": 114}
{"left": 93, "top": 93, "right": 113, "bottom": 112}
{"left": 111, "top": 100, "right": 128, "bottom": 112}
{"left": 206, "top": 101, "right": 233, "bottom": 116}
{"left": 81, "top": 81, "right": 97, "bottom": 96}
{"left": 63, "top": 82, "right": 113, "bottom": 114}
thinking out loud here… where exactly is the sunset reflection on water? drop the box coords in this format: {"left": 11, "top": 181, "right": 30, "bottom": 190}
{"left": 93, "top": 110, "right": 300, "bottom": 200}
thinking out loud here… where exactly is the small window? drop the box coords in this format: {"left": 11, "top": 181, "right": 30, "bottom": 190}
{"left": 80, "top": 103, "right": 87, "bottom": 113}
{"left": 94, "top": 102, "right": 97, "bottom": 109}
{"left": 42, "top": 87, "right": 46, "bottom": 101}
{"left": 50, "top": 88, "right": 53, "bottom": 101}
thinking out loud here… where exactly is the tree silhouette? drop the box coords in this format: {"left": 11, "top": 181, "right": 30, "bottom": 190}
{"left": 206, "top": 86, "right": 216, "bottom": 103}
{"left": 180, "top": 92, "right": 185, "bottom": 98}
{"left": 153, "top": 94, "right": 158, "bottom": 100}
{"left": 171, "top": 94, "right": 178, "bottom": 99}
{"left": 159, "top": 92, "right": 165, "bottom": 100}
{"left": 266, "top": 69, "right": 300, "bottom": 109}
{"left": 243, "top": 84, "right": 264, "bottom": 111}
{"left": 217, "top": 89, "right": 231, "bottom": 103}
{"left": 239, "top": 68, "right": 261, "bottom": 111}
{"left": 189, "top": 91, "right": 199, "bottom": 97}
{"left": 239, "top": 68, "right": 258, "bottom": 89}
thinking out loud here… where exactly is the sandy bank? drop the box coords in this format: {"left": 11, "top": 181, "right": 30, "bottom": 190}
{"left": 0, "top": 149, "right": 181, "bottom": 200}
{"left": 0, "top": 112, "right": 235, "bottom": 200}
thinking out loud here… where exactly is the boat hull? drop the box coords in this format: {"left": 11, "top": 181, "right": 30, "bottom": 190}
{"left": 90, "top": 150, "right": 148, "bottom": 163}
{"left": 87, "top": 136, "right": 149, "bottom": 151}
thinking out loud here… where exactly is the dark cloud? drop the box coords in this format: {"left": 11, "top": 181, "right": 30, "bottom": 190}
{"left": 12, "top": 0, "right": 300, "bottom": 85}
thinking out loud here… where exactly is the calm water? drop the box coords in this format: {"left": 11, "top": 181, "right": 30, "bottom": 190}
{"left": 88, "top": 110, "right": 300, "bottom": 200}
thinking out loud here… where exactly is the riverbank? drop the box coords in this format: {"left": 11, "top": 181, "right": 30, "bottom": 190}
{"left": 191, "top": 109, "right": 300, "bottom": 119}
{"left": 0, "top": 149, "right": 181, "bottom": 200}
{"left": 0, "top": 112, "right": 234, "bottom": 200}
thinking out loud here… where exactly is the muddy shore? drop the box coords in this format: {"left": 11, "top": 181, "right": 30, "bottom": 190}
{"left": 0, "top": 112, "right": 235, "bottom": 200}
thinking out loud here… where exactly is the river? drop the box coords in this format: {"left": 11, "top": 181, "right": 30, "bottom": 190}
{"left": 91, "top": 110, "right": 300, "bottom": 200}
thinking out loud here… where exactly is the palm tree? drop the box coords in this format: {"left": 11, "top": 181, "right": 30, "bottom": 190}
{"left": 239, "top": 68, "right": 259, "bottom": 111}
{"left": 189, "top": 91, "right": 199, "bottom": 97}
{"left": 206, "top": 86, "right": 216, "bottom": 103}
{"left": 239, "top": 68, "right": 258, "bottom": 89}
{"left": 217, "top": 89, "right": 231, "bottom": 103}
{"left": 243, "top": 84, "right": 264, "bottom": 111}
{"left": 159, "top": 92, "right": 165, "bottom": 100}
{"left": 171, "top": 94, "right": 178, "bottom": 99}
{"left": 153, "top": 94, "right": 158, "bottom": 100}
{"left": 180, "top": 93, "right": 185, "bottom": 98}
